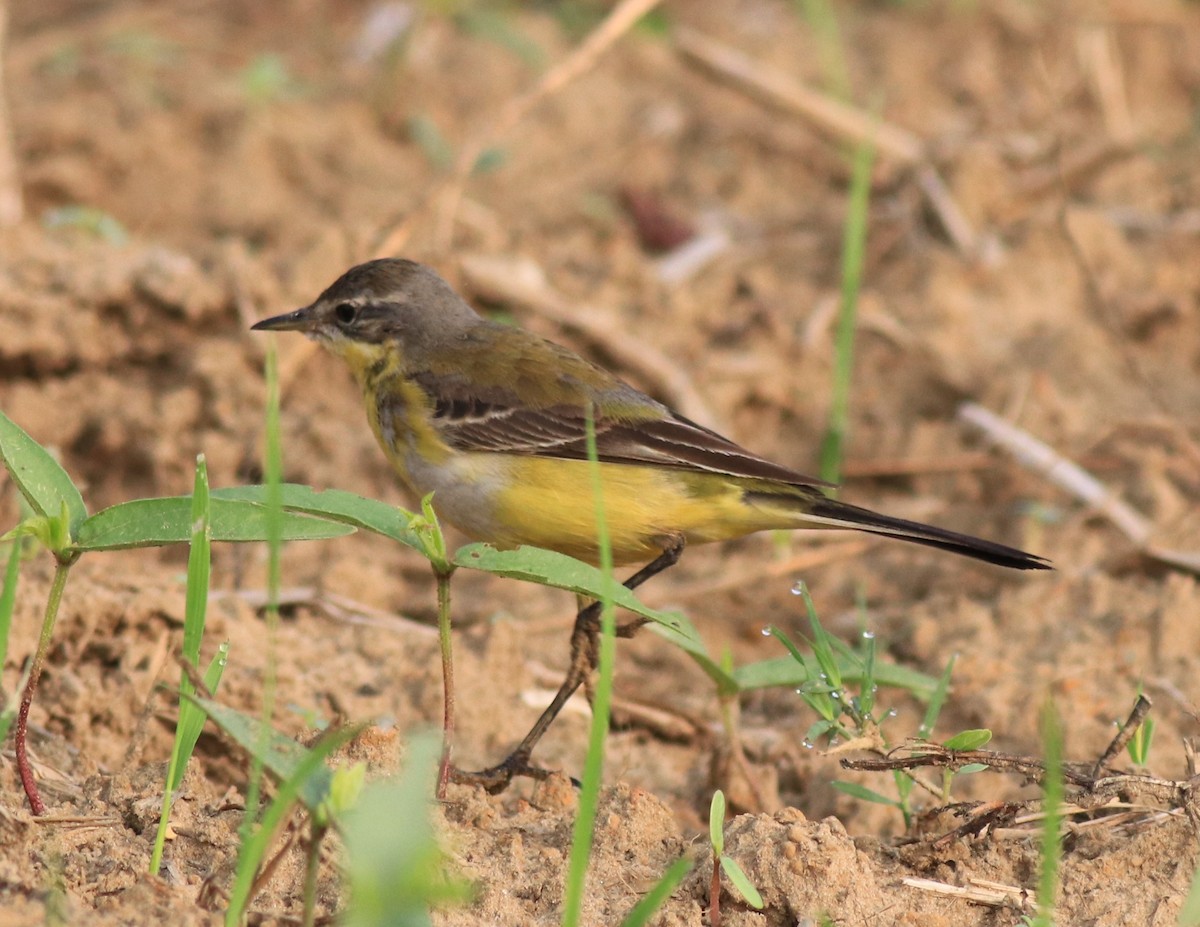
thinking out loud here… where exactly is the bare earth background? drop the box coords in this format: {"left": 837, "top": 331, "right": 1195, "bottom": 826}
{"left": 1, "top": 1, "right": 1199, "bottom": 924}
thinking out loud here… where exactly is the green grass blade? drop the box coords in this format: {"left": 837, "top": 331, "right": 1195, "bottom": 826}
{"left": 819, "top": 133, "right": 875, "bottom": 485}
{"left": 731, "top": 654, "right": 936, "bottom": 698}
{"left": 151, "top": 457, "right": 215, "bottom": 874}
{"left": 181, "top": 455, "right": 211, "bottom": 679}
{"left": 185, "top": 692, "right": 368, "bottom": 813}
{"left": 831, "top": 780, "right": 900, "bottom": 807}
{"left": 619, "top": 856, "right": 693, "bottom": 927}
{"left": 563, "top": 407, "right": 617, "bottom": 927}
{"left": 224, "top": 721, "right": 365, "bottom": 924}
{"left": 919, "top": 654, "right": 957, "bottom": 739}
{"left": 0, "top": 541, "right": 20, "bottom": 677}
{"left": 343, "top": 732, "right": 472, "bottom": 926}
{"left": 1031, "top": 701, "right": 1064, "bottom": 927}
{"left": 794, "top": 0, "right": 852, "bottom": 100}
{"left": 0, "top": 410, "right": 87, "bottom": 533}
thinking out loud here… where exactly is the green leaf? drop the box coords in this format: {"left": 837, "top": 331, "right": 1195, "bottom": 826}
{"left": 453, "top": 544, "right": 693, "bottom": 640}
{"left": 730, "top": 655, "right": 936, "bottom": 697}
{"left": 832, "top": 780, "right": 900, "bottom": 806}
{"left": 708, "top": 790, "right": 726, "bottom": 855}
{"left": 718, "top": 855, "right": 764, "bottom": 910}
{"left": 73, "top": 497, "right": 354, "bottom": 551}
{"left": 958, "top": 763, "right": 989, "bottom": 774}
{"left": 183, "top": 694, "right": 366, "bottom": 811}
{"left": 0, "top": 410, "right": 87, "bottom": 534}
{"left": 919, "top": 653, "right": 957, "bottom": 739}
{"left": 942, "top": 729, "right": 992, "bottom": 751}
{"left": 453, "top": 544, "right": 740, "bottom": 695}
{"left": 213, "top": 485, "right": 424, "bottom": 550}
{"left": 225, "top": 720, "right": 367, "bottom": 925}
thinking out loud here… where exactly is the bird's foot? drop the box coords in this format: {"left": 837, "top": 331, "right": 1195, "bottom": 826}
{"left": 448, "top": 752, "right": 556, "bottom": 794}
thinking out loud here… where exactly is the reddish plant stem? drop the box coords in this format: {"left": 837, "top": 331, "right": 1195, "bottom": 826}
{"left": 16, "top": 556, "right": 75, "bottom": 816}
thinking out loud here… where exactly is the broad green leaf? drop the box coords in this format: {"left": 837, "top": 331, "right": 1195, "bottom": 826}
{"left": 453, "top": 544, "right": 739, "bottom": 694}
{"left": 832, "top": 780, "right": 900, "bottom": 806}
{"left": 452, "top": 544, "right": 693, "bottom": 640}
{"left": 184, "top": 694, "right": 365, "bottom": 812}
{"left": 718, "top": 856, "right": 764, "bottom": 909}
{"left": 0, "top": 411, "right": 87, "bottom": 533}
{"left": 731, "top": 655, "right": 936, "bottom": 698}
{"left": 213, "top": 485, "right": 423, "bottom": 550}
{"left": 942, "top": 728, "right": 992, "bottom": 751}
{"left": 74, "top": 497, "right": 354, "bottom": 551}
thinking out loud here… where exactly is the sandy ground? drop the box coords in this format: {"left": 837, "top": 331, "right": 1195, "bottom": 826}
{"left": 1, "top": 0, "right": 1199, "bottom": 923}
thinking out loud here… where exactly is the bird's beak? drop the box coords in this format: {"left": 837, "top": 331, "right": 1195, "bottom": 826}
{"left": 251, "top": 305, "right": 317, "bottom": 332}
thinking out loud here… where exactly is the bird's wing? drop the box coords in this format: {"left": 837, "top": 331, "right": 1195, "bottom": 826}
{"left": 413, "top": 369, "right": 834, "bottom": 488}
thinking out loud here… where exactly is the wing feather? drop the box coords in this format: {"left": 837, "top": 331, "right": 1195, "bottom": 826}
{"left": 414, "top": 371, "right": 833, "bottom": 488}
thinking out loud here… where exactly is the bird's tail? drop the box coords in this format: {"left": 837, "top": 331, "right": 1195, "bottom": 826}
{"left": 748, "top": 491, "right": 1051, "bottom": 570}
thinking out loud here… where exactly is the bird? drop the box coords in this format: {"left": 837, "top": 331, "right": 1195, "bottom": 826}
{"left": 253, "top": 257, "right": 1049, "bottom": 790}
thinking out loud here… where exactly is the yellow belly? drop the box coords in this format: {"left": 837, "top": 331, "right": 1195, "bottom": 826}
{"left": 473, "top": 456, "right": 798, "bottom": 565}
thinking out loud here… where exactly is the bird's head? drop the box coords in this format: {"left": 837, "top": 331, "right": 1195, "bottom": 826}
{"left": 252, "top": 259, "right": 481, "bottom": 368}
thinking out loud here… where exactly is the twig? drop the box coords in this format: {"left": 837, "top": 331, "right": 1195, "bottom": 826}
{"left": 459, "top": 253, "right": 721, "bottom": 429}
{"left": 902, "top": 875, "right": 1032, "bottom": 910}
{"left": 674, "top": 28, "right": 987, "bottom": 258}
{"left": 958, "top": 402, "right": 1200, "bottom": 574}
{"left": 1076, "top": 24, "right": 1134, "bottom": 143}
{"left": 675, "top": 27, "right": 923, "bottom": 163}
{"left": 842, "top": 741, "right": 1196, "bottom": 807}
{"left": 1092, "top": 694, "right": 1153, "bottom": 778}
{"left": 429, "top": 0, "right": 665, "bottom": 248}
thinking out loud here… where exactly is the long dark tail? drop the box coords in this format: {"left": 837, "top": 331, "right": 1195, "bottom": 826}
{"left": 792, "top": 496, "right": 1051, "bottom": 570}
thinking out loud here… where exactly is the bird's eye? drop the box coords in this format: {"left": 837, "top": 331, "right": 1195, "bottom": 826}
{"left": 333, "top": 303, "right": 357, "bottom": 325}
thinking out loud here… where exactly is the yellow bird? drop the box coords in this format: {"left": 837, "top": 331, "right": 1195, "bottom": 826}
{"left": 253, "top": 258, "right": 1048, "bottom": 789}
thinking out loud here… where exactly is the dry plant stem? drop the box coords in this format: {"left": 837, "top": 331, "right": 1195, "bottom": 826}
{"left": 843, "top": 743, "right": 1195, "bottom": 809}
{"left": 450, "top": 541, "right": 683, "bottom": 793}
{"left": 674, "top": 28, "right": 984, "bottom": 258}
{"left": 958, "top": 402, "right": 1200, "bottom": 573}
{"left": 434, "top": 567, "right": 455, "bottom": 800}
{"left": 301, "top": 824, "right": 326, "bottom": 927}
{"left": 432, "top": 0, "right": 665, "bottom": 248}
{"left": 959, "top": 402, "right": 1150, "bottom": 543}
{"left": 461, "top": 254, "right": 720, "bottom": 430}
{"left": 16, "top": 556, "right": 75, "bottom": 816}
{"left": 675, "top": 27, "right": 922, "bottom": 162}
{"left": 1092, "top": 694, "right": 1153, "bottom": 778}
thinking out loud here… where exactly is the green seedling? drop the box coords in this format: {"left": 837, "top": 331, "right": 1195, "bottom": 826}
{"left": 707, "top": 789, "right": 764, "bottom": 927}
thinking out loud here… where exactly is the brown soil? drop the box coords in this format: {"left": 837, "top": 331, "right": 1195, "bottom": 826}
{"left": 2, "top": 1, "right": 1199, "bottom": 924}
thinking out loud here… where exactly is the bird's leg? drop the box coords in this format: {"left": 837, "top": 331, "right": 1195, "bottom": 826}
{"left": 450, "top": 538, "right": 684, "bottom": 794}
